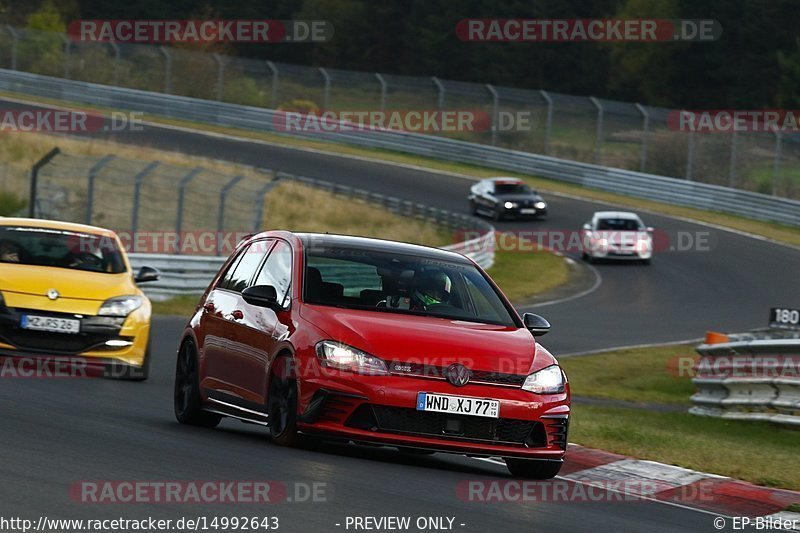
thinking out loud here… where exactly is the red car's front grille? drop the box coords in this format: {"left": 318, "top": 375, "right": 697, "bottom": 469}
{"left": 346, "top": 404, "right": 544, "bottom": 447}
{"left": 386, "top": 362, "right": 526, "bottom": 387}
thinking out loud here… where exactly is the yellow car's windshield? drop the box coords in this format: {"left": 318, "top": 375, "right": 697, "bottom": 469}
{"left": 0, "top": 226, "right": 126, "bottom": 274}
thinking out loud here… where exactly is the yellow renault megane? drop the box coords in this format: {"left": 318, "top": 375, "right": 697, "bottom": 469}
{"left": 0, "top": 218, "right": 159, "bottom": 380}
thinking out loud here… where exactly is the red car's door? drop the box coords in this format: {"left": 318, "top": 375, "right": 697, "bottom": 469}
{"left": 233, "top": 239, "right": 294, "bottom": 406}
{"left": 200, "top": 240, "right": 273, "bottom": 402}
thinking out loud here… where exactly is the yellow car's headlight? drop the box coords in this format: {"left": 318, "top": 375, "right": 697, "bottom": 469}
{"left": 98, "top": 296, "right": 143, "bottom": 317}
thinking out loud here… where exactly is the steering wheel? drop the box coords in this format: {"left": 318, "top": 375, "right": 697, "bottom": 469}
{"left": 68, "top": 252, "right": 105, "bottom": 270}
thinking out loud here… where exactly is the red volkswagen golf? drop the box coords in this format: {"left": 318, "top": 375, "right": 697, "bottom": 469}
{"left": 175, "top": 231, "right": 570, "bottom": 478}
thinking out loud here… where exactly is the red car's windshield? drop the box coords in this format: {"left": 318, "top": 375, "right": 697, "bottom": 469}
{"left": 304, "top": 248, "right": 518, "bottom": 327}
{"left": 0, "top": 226, "right": 127, "bottom": 274}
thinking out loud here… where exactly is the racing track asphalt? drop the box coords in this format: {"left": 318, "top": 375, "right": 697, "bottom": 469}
{"left": 1, "top": 98, "right": 798, "bottom": 532}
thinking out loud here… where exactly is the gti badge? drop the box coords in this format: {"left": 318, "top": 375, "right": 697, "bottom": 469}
{"left": 445, "top": 363, "right": 470, "bottom": 387}
{"left": 47, "top": 289, "right": 60, "bottom": 301}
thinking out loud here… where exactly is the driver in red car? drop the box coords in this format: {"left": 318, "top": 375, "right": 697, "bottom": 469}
{"left": 411, "top": 270, "right": 452, "bottom": 310}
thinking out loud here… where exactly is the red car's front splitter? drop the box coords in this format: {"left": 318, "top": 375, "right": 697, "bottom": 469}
{"left": 297, "top": 371, "right": 569, "bottom": 460}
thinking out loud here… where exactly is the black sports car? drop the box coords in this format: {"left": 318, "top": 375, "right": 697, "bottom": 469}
{"left": 468, "top": 178, "right": 548, "bottom": 221}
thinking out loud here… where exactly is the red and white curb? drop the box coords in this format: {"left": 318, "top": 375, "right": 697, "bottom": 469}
{"left": 562, "top": 444, "right": 800, "bottom": 523}
{"left": 479, "top": 444, "right": 800, "bottom": 525}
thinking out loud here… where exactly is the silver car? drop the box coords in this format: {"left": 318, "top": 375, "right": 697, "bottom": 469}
{"left": 580, "top": 211, "right": 653, "bottom": 264}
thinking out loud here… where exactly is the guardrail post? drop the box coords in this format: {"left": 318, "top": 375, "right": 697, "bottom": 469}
{"left": 590, "top": 96, "right": 604, "bottom": 164}
{"left": 175, "top": 167, "right": 203, "bottom": 254}
{"left": 266, "top": 61, "right": 278, "bottom": 108}
{"left": 6, "top": 26, "right": 17, "bottom": 70}
{"left": 432, "top": 77, "right": 445, "bottom": 110}
{"left": 539, "top": 90, "right": 553, "bottom": 155}
{"left": 728, "top": 130, "right": 738, "bottom": 187}
{"left": 130, "top": 161, "right": 160, "bottom": 236}
{"left": 772, "top": 130, "right": 783, "bottom": 196}
{"left": 217, "top": 175, "right": 245, "bottom": 255}
{"left": 686, "top": 128, "right": 695, "bottom": 181}
{"left": 85, "top": 154, "right": 116, "bottom": 224}
{"left": 486, "top": 84, "right": 499, "bottom": 146}
{"left": 635, "top": 103, "right": 650, "bottom": 172}
{"left": 213, "top": 53, "right": 225, "bottom": 101}
{"left": 28, "top": 147, "right": 60, "bottom": 218}
{"left": 108, "top": 41, "right": 120, "bottom": 85}
{"left": 62, "top": 35, "right": 70, "bottom": 79}
{"left": 375, "top": 73, "right": 387, "bottom": 112}
{"left": 319, "top": 67, "right": 331, "bottom": 110}
{"left": 159, "top": 46, "right": 171, "bottom": 93}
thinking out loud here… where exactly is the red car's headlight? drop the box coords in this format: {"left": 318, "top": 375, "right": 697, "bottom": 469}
{"left": 315, "top": 341, "right": 388, "bottom": 375}
{"left": 522, "top": 365, "right": 565, "bottom": 394}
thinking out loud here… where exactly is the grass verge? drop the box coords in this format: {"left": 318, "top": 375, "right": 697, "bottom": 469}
{"left": 562, "top": 344, "right": 800, "bottom": 491}
{"left": 570, "top": 406, "right": 800, "bottom": 491}
{"left": 1, "top": 90, "right": 798, "bottom": 247}
{"left": 560, "top": 344, "right": 696, "bottom": 406}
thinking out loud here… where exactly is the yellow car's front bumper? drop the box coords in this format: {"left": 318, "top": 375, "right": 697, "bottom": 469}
{"left": 0, "top": 299, "right": 151, "bottom": 368}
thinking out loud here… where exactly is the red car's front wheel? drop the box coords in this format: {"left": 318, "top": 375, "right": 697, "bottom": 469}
{"left": 267, "top": 356, "right": 299, "bottom": 447}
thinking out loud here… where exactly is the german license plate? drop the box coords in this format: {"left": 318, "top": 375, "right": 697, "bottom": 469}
{"left": 416, "top": 392, "right": 499, "bottom": 418}
{"left": 21, "top": 315, "right": 80, "bottom": 334}
{"left": 520, "top": 208, "right": 537, "bottom": 214}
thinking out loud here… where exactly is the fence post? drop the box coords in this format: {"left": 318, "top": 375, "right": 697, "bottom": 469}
{"left": 590, "top": 97, "right": 604, "bottom": 164}
{"left": 266, "top": 61, "right": 278, "bottom": 108}
{"left": 217, "top": 175, "right": 245, "bottom": 255}
{"left": 175, "top": 167, "right": 203, "bottom": 254}
{"left": 62, "top": 35, "right": 70, "bottom": 79}
{"left": 28, "top": 148, "right": 61, "bottom": 218}
{"left": 108, "top": 42, "right": 120, "bottom": 85}
{"left": 772, "top": 130, "right": 782, "bottom": 196}
{"left": 85, "top": 155, "right": 116, "bottom": 224}
{"left": 319, "top": 67, "right": 331, "bottom": 110}
{"left": 254, "top": 172, "right": 279, "bottom": 232}
{"left": 728, "top": 130, "right": 738, "bottom": 188}
{"left": 432, "top": 77, "right": 445, "bottom": 110}
{"left": 6, "top": 26, "right": 17, "bottom": 70}
{"left": 130, "top": 161, "right": 160, "bottom": 236}
{"left": 486, "top": 84, "right": 499, "bottom": 146}
{"left": 159, "top": 46, "right": 171, "bottom": 93}
{"left": 375, "top": 73, "right": 387, "bottom": 112}
{"left": 213, "top": 53, "right": 225, "bottom": 101}
{"left": 686, "top": 127, "right": 695, "bottom": 181}
{"left": 539, "top": 90, "right": 553, "bottom": 155}
{"left": 635, "top": 103, "right": 650, "bottom": 172}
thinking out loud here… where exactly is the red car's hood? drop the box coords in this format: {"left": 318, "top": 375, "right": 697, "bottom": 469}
{"left": 300, "top": 305, "right": 555, "bottom": 375}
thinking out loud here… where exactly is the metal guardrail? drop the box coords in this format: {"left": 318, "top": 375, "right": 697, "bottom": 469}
{"left": 0, "top": 69, "right": 798, "bottom": 227}
{"left": 2, "top": 25, "right": 799, "bottom": 197}
{"left": 691, "top": 333, "right": 800, "bottom": 426}
{"left": 129, "top": 173, "right": 495, "bottom": 300}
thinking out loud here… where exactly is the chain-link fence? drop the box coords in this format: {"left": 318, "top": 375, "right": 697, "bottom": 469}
{"left": 31, "top": 151, "right": 274, "bottom": 255}
{"left": 1, "top": 26, "right": 799, "bottom": 199}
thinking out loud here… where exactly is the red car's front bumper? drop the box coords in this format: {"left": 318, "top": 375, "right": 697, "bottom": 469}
{"left": 297, "top": 367, "right": 569, "bottom": 460}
